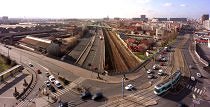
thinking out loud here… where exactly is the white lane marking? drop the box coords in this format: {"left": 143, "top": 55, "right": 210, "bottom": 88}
{"left": 196, "top": 89, "right": 200, "bottom": 94}
{"left": 194, "top": 87, "right": 197, "bottom": 92}
{"left": 199, "top": 90, "right": 203, "bottom": 95}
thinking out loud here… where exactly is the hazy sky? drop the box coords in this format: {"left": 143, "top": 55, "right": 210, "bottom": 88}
{"left": 0, "top": 0, "right": 209, "bottom": 19}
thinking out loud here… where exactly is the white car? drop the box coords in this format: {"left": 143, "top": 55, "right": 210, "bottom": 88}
{"left": 44, "top": 80, "right": 51, "bottom": 87}
{"left": 158, "top": 69, "right": 164, "bottom": 76}
{"left": 191, "top": 76, "right": 196, "bottom": 81}
{"left": 125, "top": 84, "right": 134, "bottom": 90}
{"left": 196, "top": 73, "right": 202, "bottom": 78}
{"left": 54, "top": 80, "right": 62, "bottom": 88}
{"left": 49, "top": 75, "right": 56, "bottom": 83}
{"left": 147, "top": 69, "right": 153, "bottom": 74}
{"left": 153, "top": 64, "right": 159, "bottom": 70}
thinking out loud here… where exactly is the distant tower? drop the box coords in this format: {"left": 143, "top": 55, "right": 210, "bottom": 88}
{"left": 2, "top": 16, "right": 8, "bottom": 20}
{"left": 202, "top": 14, "right": 209, "bottom": 23}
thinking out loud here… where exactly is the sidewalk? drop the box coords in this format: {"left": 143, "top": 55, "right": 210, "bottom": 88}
{"left": 0, "top": 68, "right": 32, "bottom": 107}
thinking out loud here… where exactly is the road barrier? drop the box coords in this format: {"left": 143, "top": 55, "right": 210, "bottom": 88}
{"left": 0, "top": 65, "right": 23, "bottom": 83}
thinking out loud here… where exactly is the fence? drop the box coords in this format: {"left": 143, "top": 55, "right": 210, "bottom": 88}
{"left": 0, "top": 65, "right": 23, "bottom": 82}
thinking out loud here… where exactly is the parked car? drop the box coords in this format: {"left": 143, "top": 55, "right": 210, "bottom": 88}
{"left": 54, "top": 80, "right": 62, "bottom": 89}
{"left": 44, "top": 80, "right": 51, "bottom": 87}
{"left": 49, "top": 85, "right": 56, "bottom": 93}
{"left": 49, "top": 75, "right": 56, "bottom": 83}
{"left": 92, "top": 93, "right": 103, "bottom": 101}
{"left": 196, "top": 73, "right": 202, "bottom": 78}
{"left": 125, "top": 84, "right": 134, "bottom": 90}
{"left": 45, "top": 72, "right": 50, "bottom": 77}
{"left": 81, "top": 91, "right": 92, "bottom": 100}
{"left": 147, "top": 69, "right": 153, "bottom": 74}
{"left": 148, "top": 74, "right": 154, "bottom": 79}
{"left": 158, "top": 69, "right": 164, "bottom": 76}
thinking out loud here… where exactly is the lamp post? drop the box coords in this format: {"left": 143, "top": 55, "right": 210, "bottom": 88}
{"left": 122, "top": 77, "right": 124, "bottom": 98}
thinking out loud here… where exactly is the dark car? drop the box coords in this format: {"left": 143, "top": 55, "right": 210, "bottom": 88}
{"left": 59, "top": 102, "right": 68, "bottom": 107}
{"left": 37, "top": 69, "right": 41, "bottom": 74}
{"left": 81, "top": 91, "right": 92, "bottom": 100}
{"left": 49, "top": 86, "right": 56, "bottom": 93}
{"left": 92, "top": 93, "right": 103, "bottom": 101}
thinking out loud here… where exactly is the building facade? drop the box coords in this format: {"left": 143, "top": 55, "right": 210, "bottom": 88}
{"left": 203, "top": 20, "right": 210, "bottom": 30}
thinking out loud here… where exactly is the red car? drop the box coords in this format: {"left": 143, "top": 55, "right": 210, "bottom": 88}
{"left": 37, "top": 69, "right": 42, "bottom": 74}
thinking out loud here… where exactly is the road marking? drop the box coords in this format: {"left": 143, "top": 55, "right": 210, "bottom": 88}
{"left": 188, "top": 86, "right": 192, "bottom": 89}
{"left": 199, "top": 90, "right": 203, "bottom": 95}
{"left": 194, "top": 87, "right": 197, "bottom": 92}
{"left": 197, "top": 89, "right": 200, "bottom": 94}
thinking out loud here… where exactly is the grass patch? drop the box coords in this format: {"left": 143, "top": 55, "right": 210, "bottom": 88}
{"left": 0, "top": 56, "right": 11, "bottom": 73}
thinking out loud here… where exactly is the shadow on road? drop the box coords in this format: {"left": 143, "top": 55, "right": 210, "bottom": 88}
{"left": 160, "top": 76, "right": 197, "bottom": 102}
{"left": 0, "top": 73, "right": 28, "bottom": 95}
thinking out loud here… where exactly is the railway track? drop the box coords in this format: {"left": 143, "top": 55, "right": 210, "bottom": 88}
{"left": 100, "top": 35, "right": 191, "bottom": 107}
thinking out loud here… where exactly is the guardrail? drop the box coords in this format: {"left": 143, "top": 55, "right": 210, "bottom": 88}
{"left": 75, "top": 35, "right": 96, "bottom": 66}
{"left": 16, "top": 63, "right": 37, "bottom": 101}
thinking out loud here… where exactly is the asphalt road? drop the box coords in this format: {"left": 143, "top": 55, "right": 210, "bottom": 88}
{"left": 154, "top": 34, "right": 210, "bottom": 107}
{"left": 0, "top": 39, "right": 176, "bottom": 107}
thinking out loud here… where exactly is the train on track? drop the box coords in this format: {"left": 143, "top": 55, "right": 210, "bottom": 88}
{"left": 154, "top": 70, "right": 181, "bottom": 95}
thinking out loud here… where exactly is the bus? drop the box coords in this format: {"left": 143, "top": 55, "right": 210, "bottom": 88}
{"left": 154, "top": 71, "right": 181, "bottom": 95}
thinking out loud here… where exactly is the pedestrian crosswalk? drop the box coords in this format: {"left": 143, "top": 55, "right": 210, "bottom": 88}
{"left": 186, "top": 84, "right": 205, "bottom": 95}
{"left": 51, "top": 77, "right": 86, "bottom": 97}
{"left": 17, "top": 77, "right": 86, "bottom": 107}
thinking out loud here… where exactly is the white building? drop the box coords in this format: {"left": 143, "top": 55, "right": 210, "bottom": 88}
{"left": 203, "top": 20, "right": 210, "bottom": 30}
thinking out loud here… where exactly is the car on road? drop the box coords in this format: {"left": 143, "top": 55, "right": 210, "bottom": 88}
{"left": 148, "top": 74, "right": 154, "bottom": 79}
{"left": 45, "top": 72, "right": 50, "bottom": 77}
{"left": 44, "top": 80, "right": 51, "bottom": 87}
{"left": 55, "top": 80, "right": 62, "bottom": 89}
{"left": 189, "top": 65, "right": 193, "bottom": 69}
{"left": 191, "top": 76, "right": 196, "bottom": 81}
{"left": 29, "top": 63, "right": 33, "bottom": 67}
{"left": 153, "top": 64, "right": 160, "bottom": 70}
{"left": 125, "top": 84, "right": 134, "bottom": 90}
{"left": 196, "top": 73, "right": 202, "bottom": 78}
{"left": 37, "top": 69, "right": 41, "bottom": 74}
{"left": 158, "top": 69, "right": 164, "bottom": 76}
{"left": 160, "top": 57, "right": 167, "bottom": 62}
{"left": 92, "top": 93, "right": 103, "bottom": 101}
{"left": 160, "top": 62, "right": 165, "bottom": 66}
{"left": 147, "top": 69, "right": 153, "bottom": 74}
{"left": 81, "top": 91, "right": 92, "bottom": 100}
{"left": 49, "top": 85, "right": 56, "bottom": 93}
{"left": 59, "top": 102, "right": 68, "bottom": 107}
{"left": 49, "top": 75, "right": 56, "bottom": 83}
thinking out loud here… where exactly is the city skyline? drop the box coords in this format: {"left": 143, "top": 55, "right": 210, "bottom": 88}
{"left": 0, "top": 0, "right": 210, "bottom": 19}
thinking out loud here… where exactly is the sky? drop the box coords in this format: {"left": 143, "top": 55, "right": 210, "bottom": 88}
{"left": 0, "top": 0, "right": 209, "bottom": 19}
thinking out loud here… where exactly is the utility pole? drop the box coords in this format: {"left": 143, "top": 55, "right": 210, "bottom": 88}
{"left": 122, "top": 77, "right": 124, "bottom": 98}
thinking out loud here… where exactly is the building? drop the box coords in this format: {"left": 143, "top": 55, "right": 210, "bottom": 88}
{"left": 202, "top": 14, "right": 209, "bottom": 23}
{"left": 2, "top": 16, "right": 8, "bottom": 21}
{"left": 154, "top": 18, "right": 168, "bottom": 22}
{"left": 132, "top": 15, "right": 148, "bottom": 22}
{"left": 169, "top": 18, "right": 187, "bottom": 22}
{"left": 141, "top": 15, "right": 146, "bottom": 19}
{"left": 203, "top": 20, "right": 210, "bottom": 30}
